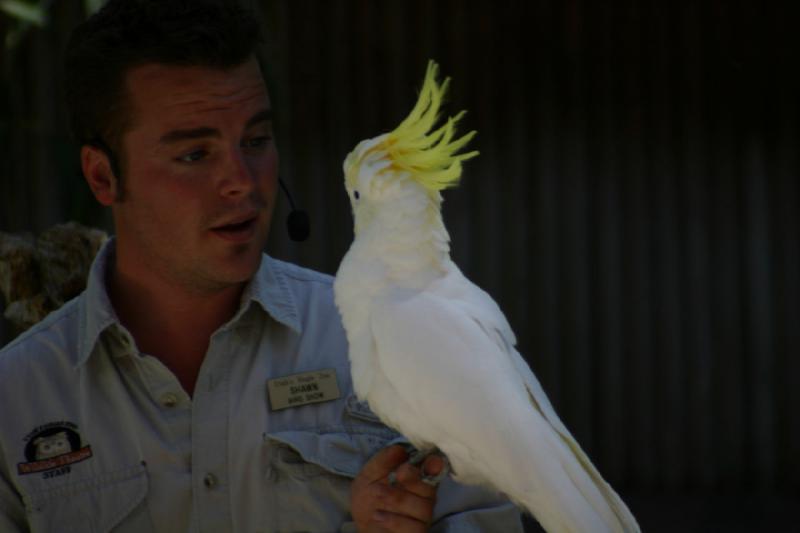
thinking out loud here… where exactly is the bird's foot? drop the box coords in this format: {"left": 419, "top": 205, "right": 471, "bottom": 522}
{"left": 403, "top": 446, "right": 451, "bottom": 486}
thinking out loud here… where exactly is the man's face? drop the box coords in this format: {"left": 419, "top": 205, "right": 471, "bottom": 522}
{"left": 112, "top": 57, "right": 278, "bottom": 293}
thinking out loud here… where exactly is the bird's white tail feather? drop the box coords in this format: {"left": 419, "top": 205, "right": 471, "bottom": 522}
{"left": 509, "top": 350, "right": 640, "bottom": 532}
{"left": 442, "top": 385, "right": 635, "bottom": 533}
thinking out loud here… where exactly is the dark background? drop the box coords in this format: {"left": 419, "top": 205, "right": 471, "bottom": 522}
{"left": 1, "top": 1, "right": 798, "bottom": 531}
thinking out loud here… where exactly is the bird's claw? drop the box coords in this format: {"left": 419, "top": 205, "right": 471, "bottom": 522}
{"left": 387, "top": 445, "right": 451, "bottom": 487}
{"left": 421, "top": 453, "right": 450, "bottom": 486}
{"left": 409, "top": 447, "right": 451, "bottom": 486}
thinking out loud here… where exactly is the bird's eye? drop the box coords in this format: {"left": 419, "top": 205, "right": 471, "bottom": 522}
{"left": 354, "top": 190, "right": 360, "bottom": 200}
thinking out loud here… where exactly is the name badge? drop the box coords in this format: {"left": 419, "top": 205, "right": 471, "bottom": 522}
{"left": 267, "top": 369, "right": 341, "bottom": 411}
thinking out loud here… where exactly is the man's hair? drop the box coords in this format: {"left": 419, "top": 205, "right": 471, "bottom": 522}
{"left": 65, "top": 0, "right": 262, "bottom": 168}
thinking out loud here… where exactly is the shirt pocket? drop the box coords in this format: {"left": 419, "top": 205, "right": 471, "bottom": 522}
{"left": 24, "top": 463, "right": 150, "bottom": 533}
{"left": 263, "top": 429, "right": 391, "bottom": 532}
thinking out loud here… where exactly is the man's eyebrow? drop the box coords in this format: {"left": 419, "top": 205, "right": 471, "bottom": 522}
{"left": 245, "top": 109, "right": 273, "bottom": 129}
{"left": 158, "top": 109, "right": 273, "bottom": 145}
{"left": 159, "top": 127, "right": 220, "bottom": 144}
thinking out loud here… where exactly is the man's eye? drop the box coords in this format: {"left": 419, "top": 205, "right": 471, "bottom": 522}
{"left": 243, "top": 136, "right": 271, "bottom": 149}
{"left": 177, "top": 149, "right": 207, "bottom": 163}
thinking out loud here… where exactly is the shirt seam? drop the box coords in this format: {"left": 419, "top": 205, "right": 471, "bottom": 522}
{"left": 279, "top": 270, "right": 334, "bottom": 284}
{"left": 268, "top": 256, "right": 334, "bottom": 285}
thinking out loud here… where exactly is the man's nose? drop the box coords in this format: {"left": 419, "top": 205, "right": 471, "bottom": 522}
{"left": 219, "top": 146, "right": 256, "bottom": 198}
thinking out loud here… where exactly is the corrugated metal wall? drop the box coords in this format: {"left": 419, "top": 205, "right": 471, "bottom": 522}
{"left": 1, "top": 0, "right": 798, "bottom": 514}
{"left": 259, "top": 0, "right": 800, "bottom": 496}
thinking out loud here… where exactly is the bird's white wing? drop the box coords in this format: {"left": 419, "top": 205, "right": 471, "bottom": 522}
{"left": 367, "top": 282, "right": 638, "bottom": 532}
{"left": 428, "top": 264, "right": 640, "bottom": 531}
{"left": 430, "top": 263, "right": 578, "bottom": 439}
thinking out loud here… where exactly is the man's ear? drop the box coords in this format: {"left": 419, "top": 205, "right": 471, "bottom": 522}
{"left": 81, "top": 144, "right": 119, "bottom": 206}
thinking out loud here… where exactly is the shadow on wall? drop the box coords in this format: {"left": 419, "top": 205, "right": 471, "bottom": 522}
{"left": 520, "top": 490, "right": 798, "bottom": 532}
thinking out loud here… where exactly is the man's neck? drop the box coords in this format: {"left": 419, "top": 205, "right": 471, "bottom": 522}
{"left": 107, "top": 252, "right": 246, "bottom": 396}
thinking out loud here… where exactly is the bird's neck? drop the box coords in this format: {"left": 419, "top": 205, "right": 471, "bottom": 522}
{"left": 353, "top": 196, "right": 451, "bottom": 288}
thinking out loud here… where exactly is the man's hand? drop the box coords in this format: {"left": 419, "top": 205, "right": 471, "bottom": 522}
{"left": 351, "top": 445, "right": 444, "bottom": 532}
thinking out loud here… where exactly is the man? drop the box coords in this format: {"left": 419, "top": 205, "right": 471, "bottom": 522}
{"left": 0, "top": 0, "right": 522, "bottom": 531}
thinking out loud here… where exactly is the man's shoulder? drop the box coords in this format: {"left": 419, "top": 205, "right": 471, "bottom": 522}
{"left": 265, "top": 255, "right": 335, "bottom": 287}
{"left": 0, "top": 295, "right": 82, "bottom": 374}
{"left": 258, "top": 256, "right": 344, "bottom": 334}
{"left": 263, "top": 255, "right": 338, "bottom": 307}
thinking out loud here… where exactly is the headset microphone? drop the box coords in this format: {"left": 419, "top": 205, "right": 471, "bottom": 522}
{"left": 278, "top": 178, "right": 310, "bottom": 242}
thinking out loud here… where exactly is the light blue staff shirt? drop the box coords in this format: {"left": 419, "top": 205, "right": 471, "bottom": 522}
{"left": 0, "top": 240, "right": 522, "bottom": 532}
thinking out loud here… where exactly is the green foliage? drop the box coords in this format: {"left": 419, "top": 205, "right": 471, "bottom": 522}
{"left": 1, "top": 0, "right": 45, "bottom": 51}
{"left": 83, "top": 0, "right": 103, "bottom": 15}
{"left": 0, "top": 0, "right": 44, "bottom": 25}
{"left": 1, "top": 0, "right": 103, "bottom": 52}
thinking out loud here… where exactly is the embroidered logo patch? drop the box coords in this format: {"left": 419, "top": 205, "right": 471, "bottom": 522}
{"left": 18, "top": 421, "right": 93, "bottom": 477}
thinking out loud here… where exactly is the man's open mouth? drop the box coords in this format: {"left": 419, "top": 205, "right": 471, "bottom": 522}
{"left": 217, "top": 219, "right": 254, "bottom": 232}
{"left": 211, "top": 215, "right": 258, "bottom": 242}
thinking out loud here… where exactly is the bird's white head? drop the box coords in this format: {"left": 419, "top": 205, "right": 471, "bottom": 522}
{"left": 342, "top": 61, "right": 478, "bottom": 236}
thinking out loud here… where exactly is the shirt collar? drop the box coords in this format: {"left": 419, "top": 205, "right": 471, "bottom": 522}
{"left": 76, "top": 240, "right": 302, "bottom": 368}
{"left": 245, "top": 255, "right": 303, "bottom": 334}
{"left": 77, "top": 238, "right": 123, "bottom": 368}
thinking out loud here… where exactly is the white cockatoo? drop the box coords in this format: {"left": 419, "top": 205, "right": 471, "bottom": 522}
{"left": 334, "top": 60, "right": 640, "bottom": 533}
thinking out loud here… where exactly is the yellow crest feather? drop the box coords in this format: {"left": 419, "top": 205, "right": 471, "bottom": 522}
{"left": 383, "top": 60, "right": 478, "bottom": 191}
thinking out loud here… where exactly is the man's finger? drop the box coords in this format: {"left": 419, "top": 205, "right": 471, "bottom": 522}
{"left": 371, "top": 510, "right": 429, "bottom": 532}
{"left": 421, "top": 454, "right": 444, "bottom": 478}
{"left": 374, "top": 482, "right": 436, "bottom": 523}
{"left": 360, "top": 444, "right": 409, "bottom": 483}
{"left": 391, "top": 460, "right": 439, "bottom": 499}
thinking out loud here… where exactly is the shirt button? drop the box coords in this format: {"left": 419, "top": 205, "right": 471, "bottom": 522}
{"left": 203, "top": 473, "right": 218, "bottom": 489}
{"left": 160, "top": 392, "right": 179, "bottom": 408}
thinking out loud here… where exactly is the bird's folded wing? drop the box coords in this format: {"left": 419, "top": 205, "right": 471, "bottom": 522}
{"left": 369, "top": 282, "right": 640, "bottom": 532}
{"left": 368, "top": 286, "right": 565, "bottom": 478}
{"left": 433, "top": 272, "right": 638, "bottom": 530}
